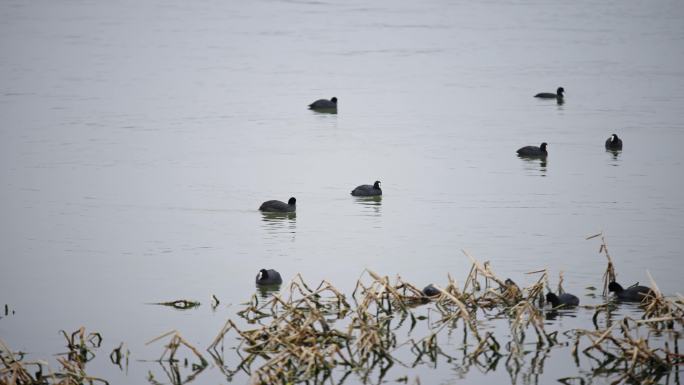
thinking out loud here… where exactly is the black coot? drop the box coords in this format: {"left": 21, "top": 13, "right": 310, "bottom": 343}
{"left": 308, "top": 97, "right": 337, "bottom": 110}
{"left": 255, "top": 269, "right": 283, "bottom": 285}
{"left": 546, "top": 292, "right": 580, "bottom": 308}
{"left": 535, "top": 87, "right": 564, "bottom": 100}
{"left": 259, "top": 197, "right": 296, "bottom": 213}
{"left": 351, "top": 181, "right": 382, "bottom": 197}
{"left": 422, "top": 284, "right": 440, "bottom": 297}
{"left": 608, "top": 281, "right": 653, "bottom": 302}
{"left": 605, "top": 134, "right": 623, "bottom": 150}
{"left": 517, "top": 142, "right": 548, "bottom": 158}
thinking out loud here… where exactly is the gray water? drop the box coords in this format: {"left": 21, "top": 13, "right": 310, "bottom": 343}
{"left": 1, "top": 0, "right": 683, "bottom": 384}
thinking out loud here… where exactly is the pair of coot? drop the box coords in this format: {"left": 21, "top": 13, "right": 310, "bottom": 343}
{"left": 259, "top": 181, "right": 382, "bottom": 212}
{"left": 517, "top": 134, "right": 623, "bottom": 158}
{"left": 422, "top": 281, "right": 652, "bottom": 307}
{"left": 546, "top": 280, "right": 653, "bottom": 308}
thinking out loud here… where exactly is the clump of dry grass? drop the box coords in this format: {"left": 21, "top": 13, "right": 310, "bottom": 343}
{"left": 202, "top": 254, "right": 581, "bottom": 385}
{"left": 207, "top": 275, "right": 354, "bottom": 384}
{"left": 1, "top": 327, "right": 108, "bottom": 385}
{"left": 145, "top": 330, "right": 208, "bottom": 385}
{"left": 7, "top": 237, "right": 680, "bottom": 385}
{"left": 145, "top": 330, "right": 207, "bottom": 367}
{"left": 588, "top": 233, "right": 683, "bottom": 331}
{"left": 640, "top": 272, "right": 684, "bottom": 331}
{"left": 572, "top": 316, "right": 682, "bottom": 384}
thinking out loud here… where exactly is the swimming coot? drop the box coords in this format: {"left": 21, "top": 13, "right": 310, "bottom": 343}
{"left": 308, "top": 97, "right": 337, "bottom": 110}
{"left": 259, "top": 197, "right": 296, "bottom": 213}
{"left": 605, "top": 134, "right": 623, "bottom": 150}
{"left": 608, "top": 281, "right": 653, "bottom": 302}
{"left": 422, "top": 284, "right": 440, "bottom": 297}
{"left": 546, "top": 292, "right": 580, "bottom": 308}
{"left": 351, "top": 181, "right": 382, "bottom": 197}
{"left": 535, "top": 87, "right": 564, "bottom": 100}
{"left": 255, "top": 269, "right": 283, "bottom": 285}
{"left": 517, "top": 142, "right": 548, "bottom": 158}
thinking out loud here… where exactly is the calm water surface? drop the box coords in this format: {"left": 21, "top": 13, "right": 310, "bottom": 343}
{"left": 1, "top": 0, "right": 683, "bottom": 384}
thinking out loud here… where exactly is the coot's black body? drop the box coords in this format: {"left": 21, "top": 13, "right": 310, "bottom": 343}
{"left": 351, "top": 181, "right": 382, "bottom": 197}
{"left": 535, "top": 87, "right": 564, "bottom": 100}
{"left": 259, "top": 197, "right": 296, "bottom": 213}
{"left": 255, "top": 269, "right": 283, "bottom": 285}
{"left": 517, "top": 142, "right": 548, "bottom": 158}
{"left": 546, "top": 292, "right": 580, "bottom": 308}
{"left": 308, "top": 97, "right": 337, "bottom": 110}
{"left": 422, "top": 284, "right": 440, "bottom": 297}
{"left": 608, "top": 281, "right": 653, "bottom": 302}
{"left": 605, "top": 134, "right": 623, "bottom": 150}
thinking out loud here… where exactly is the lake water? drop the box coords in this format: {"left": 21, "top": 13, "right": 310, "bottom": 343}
{"left": 1, "top": 0, "right": 683, "bottom": 384}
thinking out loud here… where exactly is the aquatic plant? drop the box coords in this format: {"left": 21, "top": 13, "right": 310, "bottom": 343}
{"left": 0, "top": 327, "right": 107, "bottom": 385}
{"left": 4, "top": 244, "right": 681, "bottom": 385}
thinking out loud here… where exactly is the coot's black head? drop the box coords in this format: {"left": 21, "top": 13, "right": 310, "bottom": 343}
{"left": 557, "top": 87, "right": 565, "bottom": 96}
{"left": 373, "top": 181, "right": 381, "bottom": 189}
{"left": 258, "top": 269, "right": 268, "bottom": 280}
{"left": 331, "top": 97, "right": 338, "bottom": 104}
{"left": 608, "top": 281, "right": 623, "bottom": 292}
{"left": 611, "top": 134, "right": 619, "bottom": 141}
{"left": 546, "top": 292, "right": 559, "bottom": 305}
{"left": 540, "top": 142, "right": 548, "bottom": 151}
{"left": 288, "top": 197, "right": 296, "bottom": 205}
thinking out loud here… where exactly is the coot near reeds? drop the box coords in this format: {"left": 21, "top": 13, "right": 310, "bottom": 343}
{"left": 351, "top": 181, "right": 382, "bottom": 197}
{"left": 546, "top": 292, "right": 580, "bottom": 308}
{"left": 605, "top": 134, "right": 623, "bottom": 150}
{"left": 422, "top": 284, "right": 440, "bottom": 297}
{"left": 608, "top": 281, "right": 653, "bottom": 302}
{"left": 255, "top": 269, "right": 283, "bottom": 285}
{"left": 517, "top": 142, "right": 548, "bottom": 158}
{"left": 259, "top": 197, "right": 296, "bottom": 213}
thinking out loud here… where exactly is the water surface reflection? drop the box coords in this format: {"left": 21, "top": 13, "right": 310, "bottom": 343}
{"left": 352, "top": 195, "right": 382, "bottom": 217}
{"left": 309, "top": 109, "right": 337, "bottom": 115}
{"left": 606, "top": 149, "right": 622, "bottom": 166}
{"left": 518, "top": 156, "right": 548, "bottom": 177}
{"left": 256, "top": 284, "right": 281, "bottom": 299}
{"left": 260, "top": 211, "right": 297, "bottom": 239}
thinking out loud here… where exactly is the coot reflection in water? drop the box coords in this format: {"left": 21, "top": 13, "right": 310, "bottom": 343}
{"left": 352, "top": 195, "right": 382, "bottom": 216}
{"left": 519, "top": 156, "right": 548, "bottom": 177}
{"left": 545, "top": 309, "right": 579, "bottom": 320}
{"left": 256, "top": 284, "right": 281, "bottom": 299}
{"left": 260, "top": 211, "right": 296, "bottom": 237}
{"left": 260, "top": 211, "right": 297, "bottom": 221}
{"left": 607, "top": 148, "right": 622, "bottom": 163}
